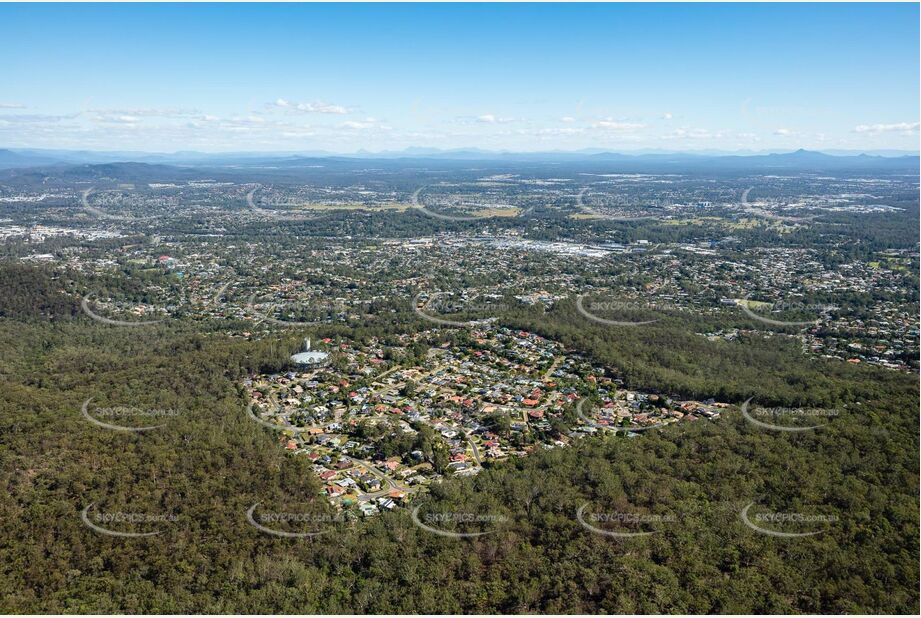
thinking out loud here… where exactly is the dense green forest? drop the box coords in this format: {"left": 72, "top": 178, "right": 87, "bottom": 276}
{"left": 0, "top": 265, "right": 917, "bottom": 613}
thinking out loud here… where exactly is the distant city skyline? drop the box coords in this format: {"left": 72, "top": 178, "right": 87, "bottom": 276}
{"left": 1, "top": 3, "right": 918, "bottom": 153}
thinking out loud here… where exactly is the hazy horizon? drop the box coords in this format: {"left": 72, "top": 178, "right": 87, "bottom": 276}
{"left": 4, "top": 145, "right": 919, "bottom": 158}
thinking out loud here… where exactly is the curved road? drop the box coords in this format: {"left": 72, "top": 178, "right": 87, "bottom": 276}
{"left": 467, "top": 438, "right": 483, "bottom": 466}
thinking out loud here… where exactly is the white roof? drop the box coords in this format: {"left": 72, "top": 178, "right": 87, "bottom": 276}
{"left": 290, "top": 351, "right": 328, "bottom": 365}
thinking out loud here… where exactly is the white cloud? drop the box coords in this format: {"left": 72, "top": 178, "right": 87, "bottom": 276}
{"left": 854, "top": 121, "right": 919, "bottom": 134}
{"left": 560, "top": 116, "right": 576, "bottom": 123}
{"left": 0, "top": 103, "right": 26, "bottom": 109}
{"left": 89, "top": 114, "right": 142, "bottom": 128}
{"left": 662, "top": 112, "right": 673, "bottom": 120}
{"left": 592, "top": 119, "right": 646, "bottom": 131}
{"left": 774, "top": 128, "right": 794, "bottom": 136}
{"left": 475, "top": 114, "right": 516, "bottom": 124}
{"left": 340, "top": 118, "right": 390, "bottom": 131}
{"left": 273, "top": 98, "right": 348, "bottom": 114}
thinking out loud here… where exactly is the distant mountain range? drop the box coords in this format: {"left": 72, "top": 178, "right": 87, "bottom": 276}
{"left": 0, "top": 147, "right": 918, "bottom": 173}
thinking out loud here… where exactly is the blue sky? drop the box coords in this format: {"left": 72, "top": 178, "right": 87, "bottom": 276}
{"left": 1, "top": 3, "right": 918, "bottom": 153}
